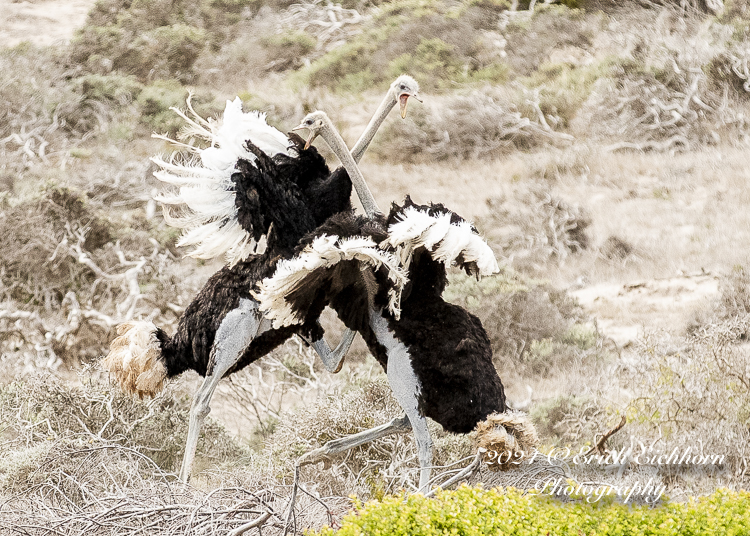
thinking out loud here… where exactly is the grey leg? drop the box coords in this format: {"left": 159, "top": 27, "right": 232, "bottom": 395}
{"left": 179, "top": 298, "right": 265, "bottom": 482}
{"left": 297, "top": 415, "right": 411, "bottom": 467}
{"left": 370, "top": 310, "right": 433, "bottom": 494}
{"left": 301, "top": 324, "right": 357, "bottom": 373}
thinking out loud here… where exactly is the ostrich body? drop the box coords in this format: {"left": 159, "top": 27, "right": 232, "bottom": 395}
{"left": 255, "top": 111, "right": 510, "bottom": 492}
{"left": 102, "top": 78, "right": 420, "bottom": 482}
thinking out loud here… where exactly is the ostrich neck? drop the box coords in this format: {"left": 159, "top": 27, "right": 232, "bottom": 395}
{"left": 350, "top": 94, "right": 396, "bottom": 164}
{"left": 321, "top": 124, "right": 381, "bottom": 217}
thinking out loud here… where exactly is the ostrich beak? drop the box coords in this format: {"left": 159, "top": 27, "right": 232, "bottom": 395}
{"left": 292, "top": 124, "right": 318, "bottom": 150}
{"left": 399, "top": 93, "right": 422, "bottom": 119}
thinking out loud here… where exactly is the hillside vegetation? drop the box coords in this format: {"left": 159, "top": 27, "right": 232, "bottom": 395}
{"left": 3, "top": 0, "right": 750, "bottom": 533}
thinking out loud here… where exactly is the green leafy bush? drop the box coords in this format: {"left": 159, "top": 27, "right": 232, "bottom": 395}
{"left": 299, "top": 0, "right": 509, "bottom": 93}
{"left": 136, "top": 81, "right": 218, "bottom": 135}
{"left": 69, "top": 0, "right": 255, "bottom": 82}
{"left": 314, "top": 486, "right": 750, "bottom": 536}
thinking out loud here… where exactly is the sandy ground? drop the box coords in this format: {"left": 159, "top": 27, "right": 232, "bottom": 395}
{"left": 570, "top": 272, "right": 719, "bottom": 347}
{"left": 0, "top": 0, "right": 96, "bottom": 48}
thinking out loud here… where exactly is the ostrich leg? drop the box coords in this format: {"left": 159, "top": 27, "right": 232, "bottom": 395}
{"left": 180, "top": 298, "right": 267, "bottom": 482}
{"left": 301, "top": 323, "right": 357, "bottom": 373}
{"left": 296, "top": 311, "right": 434, "bottom": 494}
{"left": 370, "top": 311, "right": 433, "bottom": 494}
{"left": 297, "top": 414, "right": 412, "bottom": 467}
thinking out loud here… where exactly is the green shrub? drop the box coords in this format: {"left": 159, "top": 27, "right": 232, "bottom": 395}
{"left": 76, "top": 73, "right": 144, "bottom": 105}
{"left": 69, "top": 0, "right": 255, "bottom": 82}
{"left": 314, "top": 486, "right": 750, "bottom": 536}
{"left": 136, "top": 81, "right": 218, "bottom": 135}
{"left": 298, "top": 0, "right": 509, "bottom": 93}
{"left": 388, "top": 38, "right": 465, "bottom": 87}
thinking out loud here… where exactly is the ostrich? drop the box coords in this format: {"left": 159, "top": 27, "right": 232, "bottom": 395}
{"left": 102, "top": 77, "right": 421, "bottom": 482}
{"left": 254, "top": 111, "right": 536, "bottom": 493}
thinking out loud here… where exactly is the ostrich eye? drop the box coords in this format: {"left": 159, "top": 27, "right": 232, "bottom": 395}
{"left": 400, "top": 84, "right": 406, "bottom": 91}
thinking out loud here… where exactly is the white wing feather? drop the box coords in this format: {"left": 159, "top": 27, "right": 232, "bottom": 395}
{"left": 254, "top": 235, "right": 408, "bottom": 328}
{"left": 152, "top": 97, "right": 292, "bottom": 266}
{"left": 383, "top": 206, "right": 500, "bottom": 276}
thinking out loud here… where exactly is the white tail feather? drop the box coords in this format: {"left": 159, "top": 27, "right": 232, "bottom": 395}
{"left": 254, "top": 235, "right": 408, "bottom": 328}
{"left": 152, "top": 96, "right": 289, "bottom": 265}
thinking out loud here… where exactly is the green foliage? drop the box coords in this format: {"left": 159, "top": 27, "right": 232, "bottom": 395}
{"left": 299, "top": 0, "right": 508, "bottom": 93}
{"left": 75, "top": 73, "right": 143, "bottom": 105}
{"left": 296, "top": 32, "right": 383, "bottom": 93}
{"left": 313, "top": 486, "right": 750, "bottom": 536}
{"left": 136, "top": 81, "right": 218, "bottom": 135}
{"left": 69, "top": 0, "right": 254, "bottom": 82}
{"left": 388, "top": 38, "right": 464, "bottom": 87}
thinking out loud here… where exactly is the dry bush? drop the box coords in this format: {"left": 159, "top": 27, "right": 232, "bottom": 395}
{"left": 444, "top": 271, "right": 607, "bottom": 378}
{"left": 688, "top": 265, "right": 750, "bottom": 335}
{"left": 576, "top": 10, "right": 749, "bottom": 152}
{"left": 503, "top": 5, "right": 599, "bottom": 77}
{"left": 0, "top": 429, "right": 343, "bottom": 535}
{"left": 373, "top": 88, "right": 573, "bottom": 162}
{"left": 0, "top": 373, "right": 246, "bottom": 478}
{"left": 481, "top": 185, "right": 591, "bottom": 273}
{"left": 530, "top": 393, "right": 609, "bottom": 446}
{"left": 0, "top": 184, "right": 186, "bottom": 367}
{"left": 626, "top": 317, "right": 750, "bottom": 477}
{"left": 0, "top": 45, "right": 113, "bottom": 173}
{"left": 263, "top": 378, "right": 476, "bottom": 497}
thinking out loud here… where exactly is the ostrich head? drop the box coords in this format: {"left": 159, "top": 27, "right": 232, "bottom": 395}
{"left": 293, "top": 111, "right": 330, "bottom": 150}
{"left": 390, "top": 75, "right": 421, "bottom": 118}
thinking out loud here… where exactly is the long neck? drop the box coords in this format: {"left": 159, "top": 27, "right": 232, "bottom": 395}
{"left": 350, "top": 92, "right": 396, "bottom": 164}
{"left": 321, "top": 124, "right": 381, "bottom": 217}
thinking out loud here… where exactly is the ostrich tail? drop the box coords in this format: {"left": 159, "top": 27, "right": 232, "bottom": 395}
{"left": 475, "top": 411, "right": 539, "bottom": 471}
{"left": 102, "top": 321, "right": 168, "bottom": 399}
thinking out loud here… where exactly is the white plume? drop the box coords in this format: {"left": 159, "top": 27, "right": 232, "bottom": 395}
{"left": 383, "top": 206, "right": 500, "bottom": 276}
{"left": 152, "top": 96, "right": 291, "bottom": 266}
{"left": 254, "top": 234, "right": 409, "bottom": 328}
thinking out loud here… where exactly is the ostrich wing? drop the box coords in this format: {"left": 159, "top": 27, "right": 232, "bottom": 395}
{"left": 383, "top": 196, "right": 500, "bottom": 277}
{"left": 152, "top": 97, "right": 296, "bottom": 265}
{"left": 254, "top": 213, "right": 408, "bottom": 329}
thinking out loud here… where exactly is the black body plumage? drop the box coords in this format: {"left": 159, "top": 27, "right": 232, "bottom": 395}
{"left": 157, "top": 138, "right": 352, "bottom": 380}
{"left": 280, "top": 198, "right": 507, "bottom": 434}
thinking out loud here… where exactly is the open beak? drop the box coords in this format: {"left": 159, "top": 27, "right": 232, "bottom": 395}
{"left": 292, "top": 124, "right": 318, "bottom": 150}
{"left": 399, "top": 93, "right": 422, "bottom": 119}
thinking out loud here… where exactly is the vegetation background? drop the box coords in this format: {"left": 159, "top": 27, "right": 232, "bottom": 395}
{"left": 2, "top": 0, "right": 750, "bottom": 533}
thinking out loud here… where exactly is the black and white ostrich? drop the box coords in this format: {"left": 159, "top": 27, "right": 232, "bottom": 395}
{"left": 254, "top": 111, "right": 537, "bottom": 492}
{"left": 102, "top": 77, "right": 421, "bottom": 482}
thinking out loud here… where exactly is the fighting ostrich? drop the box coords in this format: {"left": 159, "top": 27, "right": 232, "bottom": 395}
{"left": 102, "top": 77, "right": 421, "bottom": 482}
{"left": 254, "top": 111, "right": 537, "bottom": 493}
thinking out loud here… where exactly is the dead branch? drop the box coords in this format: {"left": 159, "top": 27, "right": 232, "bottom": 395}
{"left": 584, "top": 415, "right": 627, "bottom": 456}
